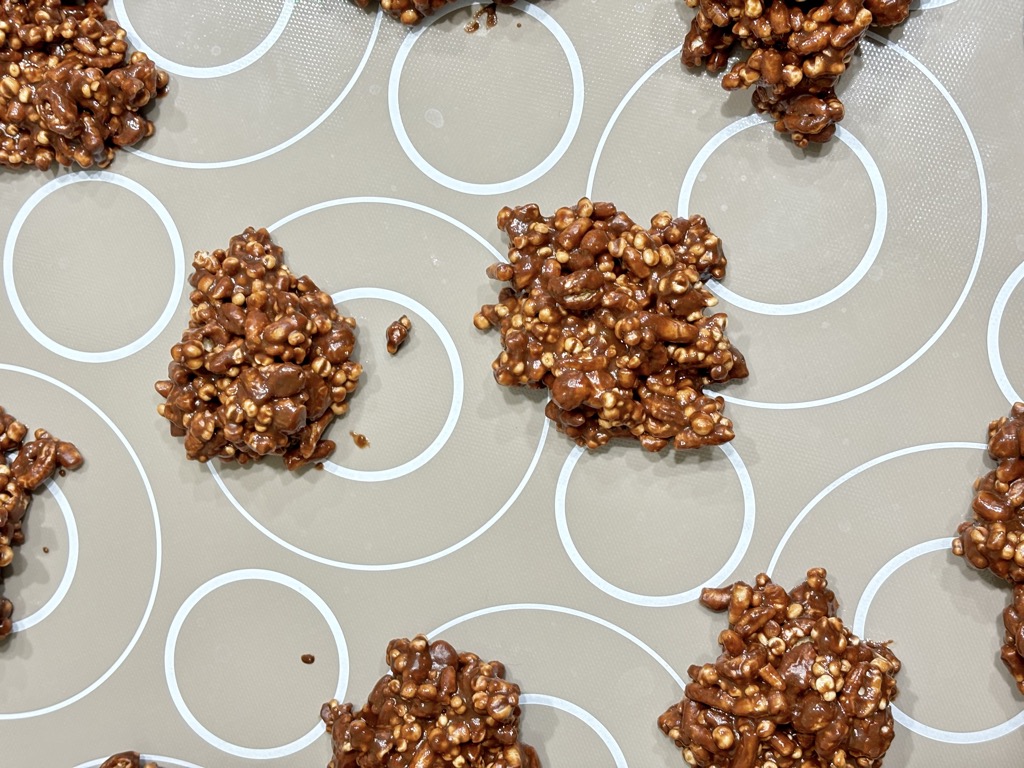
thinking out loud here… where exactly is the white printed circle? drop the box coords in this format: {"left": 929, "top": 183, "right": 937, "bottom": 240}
{"left": 679, "top": 119, "right": 886, "bottom": 316}
{"left": 430, "top": 605, "right": 684, "bottom": 764}
{"left": 9, "top": 478, "right": 77, "bottom": 633}
{"left": 589, "top": 35, "right": 986, "bottom": 410}
{"left": 767, "top": 441, "right": 986, "bottom": 577}
{"left": 430, "top": 603, "right": 684, "bottom": 689}
{"left": 164, "top": 569, "right": 347, "bottom": 760}
{"left": 112, "top": 1, "right": 294, "bottom": 79}
{"left": 3, "top": 172, "right": 184, "bottom": 364}
{"left": 555, "top": 443, "right": 755, "bottom": 607}
{"left": 389, "top": 0, "right": 584, "bottom": 195}
{"left": 987, "top": 259, "right": 1024, "bottom": 405}
{"left": 0, "top": 364, "right": 161, "bottom": 721}
{"left": 124, "top": 6, "right": 382, "bottom": 169}
{"left": 322, "top": 288, "right": 463, "bottom": 482}
{"left": 854, "top": 539, "right": 1024, "bottom": 743}
{"left": 520, "top": 694, "right": 628, "bottom": 768}
{"left": 211, "top": 197, "right": 548, "bottom": 571}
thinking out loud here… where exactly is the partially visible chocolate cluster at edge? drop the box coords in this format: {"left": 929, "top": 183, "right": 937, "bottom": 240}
{"left": 350, "top": 0, "right": 514, "bottom": 26}
{"left": 0, "top": 0, "right": 169, "bottom": 170}
{"left": 155, "top": 227, "right": 362, "bottom": 471}
{"left": 1002, "top": 585, "right": 1024, "bottom": 694}
{"left": 953, "top": 402, "right": 1024, "bottom": 584}
{"left": 952, "top": 402, "right": 1024, "bottom": 693}
{"left": 99, "top": 753, "right": 161, "bottom": 768}
{"left": 474, "top": 199, "right": 747, "bottom": 452}
{"left": 321, "top": 634, "right": 541, "bottom": 768}
{"left": 1, "top": 405, "right": 83, "bottom": 638}
{"left": 682, "top": 0, "right": 912, "bottom": 147}
{"left": 659, "top": 568, "right": 901, "bottom": 768}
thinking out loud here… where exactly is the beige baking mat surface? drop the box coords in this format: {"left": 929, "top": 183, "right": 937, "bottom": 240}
{"left": 1, "top": 0, "right": 1023, "bottom": 765}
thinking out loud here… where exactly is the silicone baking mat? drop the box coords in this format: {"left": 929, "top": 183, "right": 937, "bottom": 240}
{"left": 1, "top": 0, "right": 1023, "bottom": 765}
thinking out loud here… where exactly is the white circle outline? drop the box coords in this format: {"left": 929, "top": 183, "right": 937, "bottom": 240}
{"left": 555, "top": 443, "right": 755, "bottom": 607}
{"left": 10, "top": 478, "right": 78, "bottom": 633}
{"left": 429, "top": 603, "right": 685, "bottom": 690}
{"left": 678, "top": 118, "right": 887, "bottom": 316}
{"left": 853, "top": 538, "right": 1024, "bottom": 743}
{"left": 112, "top": 0, "right": 295, "bottom": 79}
{"left": 588, "top": 34, "right": 986, "bottom": 410}
{"left": 767, "top": 441, "right": 986, "bottom": 577}
{"left": 125, "top": 7, "right": 382, "bottom": 169}
{"left": 74, "top": 757, "right": 205, "bottom": 768}
{"left": 209, "top": 196, "right": 548, "bottom": 570}
{"left": 519, "top": 694, "right": 628, "bottom": 768}
{"left": 987, "top": 259, "right": 1024, "bottom": 405}
{"left": 164, "top": 569, "right": 348, "bottom": 760}
{"left": 0, "top": 364, "right": 161, "bottom": 721}
{"left": 321, "top": 287, "right": 464, "bottom": 482}
{"left": 3, "top": 172, "right": 185, "bottom": 364}
{"left": 389, "top": 0, "right": 584, "bottom": 195}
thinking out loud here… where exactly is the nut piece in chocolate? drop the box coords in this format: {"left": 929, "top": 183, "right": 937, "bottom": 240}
{"left": 659, "top": 568, "right": 901, "bottom": 768}
{"left": 474, "top": 198, "right": 747, "bottom": 452}
{"left": 99, "top": 753, "right": 161, "bottom": 768}
{"left": 681, "top": 0, "right": 912, "bottom": 147}
{"left": 351, "top": 0, "right": 515, "bottom": 26}
{"left": 1, "top": 405, "right": 83, "bottom": 638}
{"left": 155, "top": 227, "right": 363, "bottom": 471}
{"left": 0, "top": 0, "right": 169, "bottom": 170}
{"left": 321, "top": 634, "right": 541, "bottom": 768}
{"left": 952, "top": 402, "right": 1024, "bottom": 584}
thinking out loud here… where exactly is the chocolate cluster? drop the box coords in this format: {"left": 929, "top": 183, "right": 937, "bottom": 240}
{"left": 659, "top": 568, "right": 901, "bottom": 768}
{"left": 0, "top": 0, "right": 168, "bottom": 170}
{"left": 321, "top": 634, "right": 540, "bottom": 768}
{"left": 682, "top": 0, "right": 912, "bottom": 147}
{"left": 1, "top": 405, "right": 83, "bottom": 638}
{"left": 1002, "top": 585, "right": 1024, "bottom": 694}
{"left": 351, "top": 0, "right": 514, "bottom": 26}
{"left": 952, "top": 402, "right": 1024, "bottom": 694}
{"left": 953, "top": 402, "right": 1024, "bottom": 584}
{"left": 155, "top": 228, "right": 362, "bottom": 471}
{"left": 474, "top": 199, "right": 747, "bottom": 452}
{"left": 99, "top": 753, "right": 161, "bottom": 768}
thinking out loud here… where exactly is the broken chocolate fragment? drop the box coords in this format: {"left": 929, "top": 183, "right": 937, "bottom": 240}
{"left": 386, "top": 315, "right": 411, "bottom": 355}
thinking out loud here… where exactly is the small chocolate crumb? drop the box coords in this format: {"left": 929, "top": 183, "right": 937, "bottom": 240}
{"left": 42, "top": 547, "right": 49, "bottom": 554}
{"left": 350, "top": 432, "right": 370, "bottom": 449}
{"left": 315, "top": 462, "right": 325, "bottom": 471}
{"left": 301, "top": 653, "right": 316, "bottom": 665}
